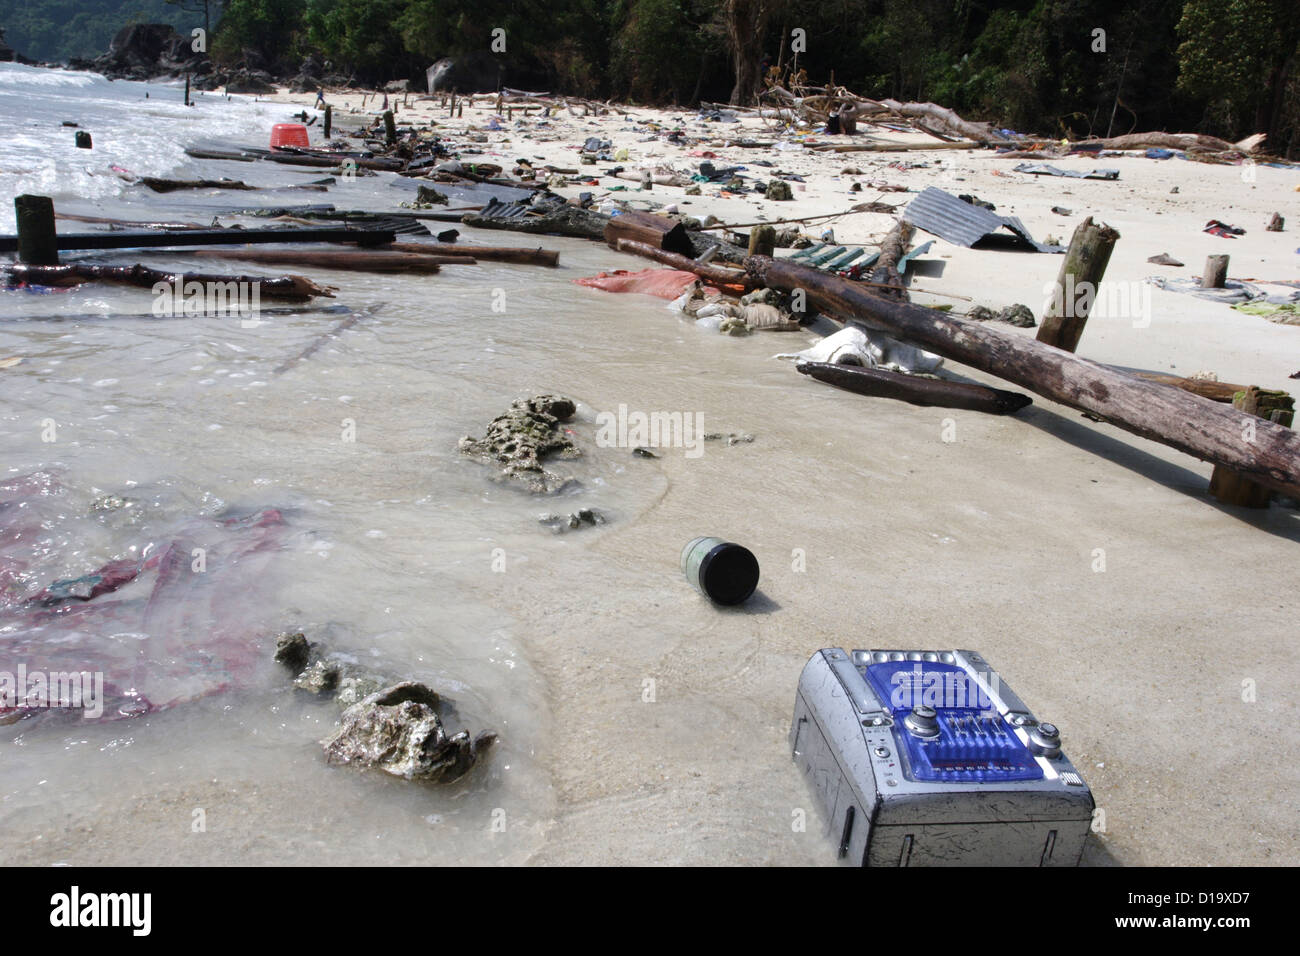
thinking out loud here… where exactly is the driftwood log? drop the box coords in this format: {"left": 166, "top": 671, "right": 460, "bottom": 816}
{"left": 613, "top": 239, "right": 758, "bottom": 290}
{"left": 6, "top": 262, "right": 335, "bottom": 301}
{"left": 746, "top": 255, "right": 1300, "bottom": 497}
{"left": 797, "top": 362, "right": 1032, "bottom": 415}
{"left": 188, "top": 249, "right": 443, "bottom": 273}
{"left": 605, "top": 210, "right": 694, "bottom": 257}
{"left": 383, "top": 241, "right": 559, "bottom": 267}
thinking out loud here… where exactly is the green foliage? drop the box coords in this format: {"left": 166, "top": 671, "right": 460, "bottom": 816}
{"left": 0, "top": 0, "right": 195, "bottom": 61}
{"left": 2, "top": 0, "right": 1294, "bottom": 149}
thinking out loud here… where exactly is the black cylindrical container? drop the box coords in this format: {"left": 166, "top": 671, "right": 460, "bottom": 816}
{"left": 681, "top": 536, "right": 760, "bottom": 606}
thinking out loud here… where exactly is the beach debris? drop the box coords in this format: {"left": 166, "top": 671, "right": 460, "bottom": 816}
{"left": 576, "top": 267, "right": 709, "bottom": 300}
{"left": 681, "top": 536, "right": 759, "bottom": 606}
{"left": 750, "top": 254, "right": 1300, "bottom": 499}
{"left": 139, "top": 177, "right": 256, "bottom": 193}
{"left": 704, "top": 433, "right": 755, "bottom": 445}
{"left": 765, "top": 180, "right": 794, "bottom": 201}
{"left": 1209, "top": 387, "right": 1296, "bottom": 507}
{"left": 1267, "top": 214, "right": 1284, "bottom": 232}
{"left": 902, "top": 187, "right": 1063, "bottom": 252}
{"left": 458, "top": 395, "right": 580, "bottom": 493}
{"left": 462, "top": 196, "right": 610, "bottom": 240}
{"left": 797, "top": 361, "right": 1032, "bottom": 414}
{"left": 274, "top": 632, "right": 313, "bottom": 671}
{"left": 604, "top": 209, "right": 694, "bottom": 256}
{"left": 1204, "top": 219, "right": 1245, "bottom": 238}
{"left": 1037, "top": 216, "right": 1120, "bottom": 351}
{"left": 967, "top": 305, "right": 1037, "bottom": 327}
{"left": 1233, "top": 302, "right": 1300, "bottom": 324}
{"left": 1, "top": 485, "right": 289, "bottom": 724}
{"left": 538, "top": 508, "right": 606, "bottom": 533}
{"left": 1013, "top": 163, "right": 1119, "bottom": 180}
{"left": 323, "top": 682, "right": 497, "bottom": 784}
{"left": 774, "top": 325, "right": 943, "bottom": 373}
{"left": 0, "top": 221, "right": 399, "bottom": 255}
{"left": 1148, "top": 253, "right": 1184, "bottom": 266}
{"left": 1145, "top": 275, "right": 1299, "bottom": 306}
{"left": 188, "top": 248, "right": 444, "bottom": 273}
{"left": 632, "top": 447, "right": 658, "bottom": 458}
{"left": 1052, "top": 206, "right": 1073, "bottom": 216}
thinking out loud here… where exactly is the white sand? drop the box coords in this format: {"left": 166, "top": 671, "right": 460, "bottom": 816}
{"left": 109, "top": 88, "right": 1300, "bottom": 864}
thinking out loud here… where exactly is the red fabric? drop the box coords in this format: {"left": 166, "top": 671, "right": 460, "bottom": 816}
{"left": 573, "top": 268, "right": 710, "bottom": 299}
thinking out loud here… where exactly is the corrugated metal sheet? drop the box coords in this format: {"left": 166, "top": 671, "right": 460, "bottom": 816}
{"left": 902, "top": 187, "right": 1062, "bottom": 253}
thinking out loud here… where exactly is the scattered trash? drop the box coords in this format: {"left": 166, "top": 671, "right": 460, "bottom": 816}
{"left": 1148, "top": 253, "right": 1184, "bottom": 266}
{"left": 681, "top": 536, "right": 759, "bottom": 606}
{"left": 539, "top": 508, "right": 606, "bottom": 532}
{"left": 797, "top": 361, "right": 1032, "bottom": 414}
{"left": 1051, "top": 206, "right": 1072, "bottom": 216}
{"left": 575, "top": 267, "right": 710, "bottom": 300}
{"left": 1204, "top": 219, "right": 1245, "bottom": 238}
{"left": 967, "top": 304, "right": 1037, "bottom": 328}
{"left": 774, "top": 326, "right": 944, "bottom": 373}
{"left": 959, "top": 194, "right": 996, "bottom": 211}
{"left": 1013, "top": 162, "right": 1119, "bottom": 180}
{"left": 903, "top": 187, "right": 1063, "bottom": 252}
{"left": 1267, "top": 213, "right": 1285, "bottom": 232}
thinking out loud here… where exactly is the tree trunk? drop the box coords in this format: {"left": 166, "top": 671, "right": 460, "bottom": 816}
{"left": 725, "top": 0, "right": 769, "bottom": 106}
{"left": 746, "top": 255, "right": 1300, "bottom": 498}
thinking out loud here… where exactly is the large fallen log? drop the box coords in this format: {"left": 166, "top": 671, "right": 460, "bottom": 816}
{"left": 605, "top": 210, "right": 694, "bottom": 257}
{"left": 188, "top": 249, "right": 443, "bottom": 273}
{"left": 747, "top": 256, "right": 1300, "bottom": 497}
{"left": 797, "top": 362, "right": 1032, "bottom": 415}
{"left": 613, "top": 239, "right": 758, "bottom": 290}
{"left": 1075, "top": 132, "right": 1238, "bottom": 153}
{"left": 845, "top": 100, "right": 1011, "bottom": 145}
{"left": 6, "top": 262, "right": 335, "bottom": 301}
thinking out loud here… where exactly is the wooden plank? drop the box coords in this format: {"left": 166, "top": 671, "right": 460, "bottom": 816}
{"left": 0, "top": 227, "right": 396, "bottom": 254}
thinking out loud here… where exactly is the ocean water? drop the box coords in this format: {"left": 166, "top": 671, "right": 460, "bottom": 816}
{"left": 0, "top": 62, "right": 689, "bottom": 864}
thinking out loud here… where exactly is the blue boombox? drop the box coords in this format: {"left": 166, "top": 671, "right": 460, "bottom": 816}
{"left": 791, "top": 648, "right": 1094, "bottom": 866}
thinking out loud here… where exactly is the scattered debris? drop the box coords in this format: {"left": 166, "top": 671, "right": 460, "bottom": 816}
{"left": 967, "top": 304, "right": 1037, "bottom": 327}
{"left": 1267, "top": 213, "right": 1284, "bottom": 232}
{"left": 1204, "top": 219, "right": 1245, "bottom": 238}
{"left": 538, "top": 508, "right": 606, "bottom": 532}
{"left": 1148, "top": 253, "right": 1184, "bottom": 266}
{"left": 903, "top": 187, "right": 1062, "bottom": 252}
{"left": 1013, "top": 163, "right": 1119, "bottom": 180}
{"left": 797, "top": 361, "right": 1032, "bottom": 414}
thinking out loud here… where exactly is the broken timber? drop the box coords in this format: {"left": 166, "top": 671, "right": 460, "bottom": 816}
{"left": 0, "top": 227, "right": 396, "bottom": 254}
{"left": 746, "top": 255, "right": 1300, "bottom": 498}
{"left": 6, "top": 263, "right": 335, "bottom": 301}
{"left": 797, "top": 362, "right": 1032, "bottom": 415}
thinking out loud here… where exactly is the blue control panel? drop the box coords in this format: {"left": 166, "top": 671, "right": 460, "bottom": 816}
{"left": 862, "top": 660, "right": 1043, "bottom": 783}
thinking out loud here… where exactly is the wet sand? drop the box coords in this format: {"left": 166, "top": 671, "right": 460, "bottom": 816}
{"left": 2, "top": 81, "right": 1296, "bottom": 866}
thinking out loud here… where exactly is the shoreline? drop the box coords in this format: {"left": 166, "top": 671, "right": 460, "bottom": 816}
{"left": 2, "top": 71, "right": 1298, "bottom": 866}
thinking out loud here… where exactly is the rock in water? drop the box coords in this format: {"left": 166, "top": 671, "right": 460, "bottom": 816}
{"left": 997, "top": 304, "right": 1037, "bottom": 328}
{"left": 458, "top": 395, "right": 580, "bottom": 492}
{"left": 322, "top": 682, "right": 496, "bottom": 783}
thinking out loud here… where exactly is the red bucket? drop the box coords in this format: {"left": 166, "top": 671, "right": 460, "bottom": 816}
{"left": 270, "top": 123, "right": 310, "bottom": 149}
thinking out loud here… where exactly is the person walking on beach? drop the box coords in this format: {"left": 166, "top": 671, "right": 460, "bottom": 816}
{"left": 315, "top": 89, "right": 326, "bottom": 110}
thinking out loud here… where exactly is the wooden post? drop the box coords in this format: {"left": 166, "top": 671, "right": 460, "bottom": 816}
{"left": 184, "top": 73, "right": 190, "bottom": 106}
{"left": 457, "top": 103, "right": 463, "bottom": 118}
{"left": 323, "top": 105, "right": 332, "bottom": 139}
{"left": 748, "top": 224, "right": 776, "bottom": 257}
{"left": 14, "top": 195, "right": 59, "bottom": 265}
{"left": 1201, "top": 254, "right": 1229, "bottom": 289}
{"left": 449, "top": 92, "right": 457, "bottom": 117}
{"left": 1036, "top": 216, "right": 1120, "bottom": 352}
{"left": 383, "top": 110, "right": 396, "bottom": 145}
{"left": 1208, "top": 387, "right": 1295, "bottom": 506}
{"left": 496, "top": 93, "right": 503, "bottom": 114}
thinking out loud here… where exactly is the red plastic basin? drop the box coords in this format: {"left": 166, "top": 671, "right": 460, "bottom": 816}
{"left": 270, "top": 123, "right": 310, "bottom": 149}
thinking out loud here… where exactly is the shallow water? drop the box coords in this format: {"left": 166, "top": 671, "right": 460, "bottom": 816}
{"left": 0, "top": 63, "right": 709, "bottom": 864}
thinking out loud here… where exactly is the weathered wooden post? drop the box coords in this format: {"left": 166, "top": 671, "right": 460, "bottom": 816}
{"left": 1201, "top": 254, "right": 1229, "bottom": 289}
{"left": 14, "top": 195, "right": 59, "bottom": 265}
{"left": 449, "top": 92, "right": 457, "bottom": 117}
{"left": 323, "top": 104, "right": 332, "bottom": 139}
{"left": 1036, "top": 216, "right": 1120, "bottom": 352}
{"left": 1209, "top": 387, "right": 1295, "bottom": 506}
{"left": 184, "top": 73, "right": 190, "bottom": 106}
{"left": 748, "top": 224, "right": 776, "bottom": 258}
{"left": 383, "top": 110, "right": 396, "bottom": 146}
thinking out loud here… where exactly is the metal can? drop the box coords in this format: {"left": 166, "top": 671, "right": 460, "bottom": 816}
{"left": 680, "top": 536, "right": 760, "bottom": 606}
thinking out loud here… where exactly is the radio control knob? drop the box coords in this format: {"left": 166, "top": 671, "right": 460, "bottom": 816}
{"left": 1029, "top": 722, "right": 1061, "bottom": 758}
{"left": 904, "top": 705, "right": 941, "bottom": 739}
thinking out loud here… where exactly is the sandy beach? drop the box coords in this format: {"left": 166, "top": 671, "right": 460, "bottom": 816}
{"left": 2, "top": 72, "right": 1296, "bottom": 868}
{"left": 247, "top": 87, "right": 1299, "bottom": 865}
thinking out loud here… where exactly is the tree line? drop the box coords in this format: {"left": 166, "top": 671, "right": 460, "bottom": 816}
{"left": 3, "top": 0, "right": 1296, "bottom": 152}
